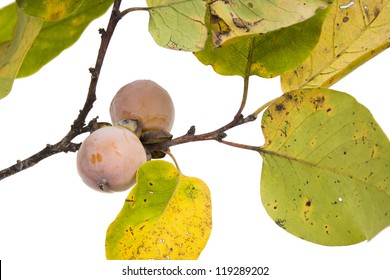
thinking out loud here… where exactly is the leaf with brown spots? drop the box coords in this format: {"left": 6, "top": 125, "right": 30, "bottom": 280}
{"left": 194, "top": 7, "right": 329, "bottom": 78}
{"left": 105, "top": 160, "right": 212, "bottom": 260}
{"left": 281, "top": 0, "right": 390, "bottom": 91}
{"left": 209, "top": 0, "right": 329, "bottom": 47}
{"left": 146, "top": 0, "right": 208, "bottom": 51}
{"left": 260, "top": 88, "right": 390, "bottom": 245}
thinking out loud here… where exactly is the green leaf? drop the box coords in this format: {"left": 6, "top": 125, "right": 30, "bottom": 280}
{"left": 281, "top": 0, "right": 390, "bottom": 91}
{"left": 260, "top": 88, "right": 390, "bottom": 245}
{"left": 17, "top": 0, "right": 114, "bottom": 78}
{"left": 16, "top": 0, "right": 83, "bottom": 21}
{"left": 0, "top": 8, "right": 42, "bottom": 99}
{"left": 0, "top": 4, "right": 18, "bottom": 45}
{"left": 106, "top": 160, "right": 212, "bottom": 260}
{"left": 146, "top": 0, "right": 208, "bottom": 51}
{"left": 194, "top": 8, "right": 329, "bottom": 78}
{"left": 209, "top": 0, "right": 329, "bottom": 47}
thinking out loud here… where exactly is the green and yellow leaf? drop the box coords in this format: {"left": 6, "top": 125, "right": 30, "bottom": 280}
{"left": 16, "top": 0, "right": 83, "bottom": 21}
{"left": 106, "top": 160, "right": 212, "bottom": 260}
{"left": 260, "top": 88, "right": 390, "bottom": 245}
{"left": 209, "top": 0, "right": 329, "bottom": 47}
{"left": 195, "top": 8, "right": 329, "bottom": 77}
{"left": 17, "top": 0, "right": 114, "bottom": 78}
{"left": 0, "top": 8, "right": 42, "bottom": 99}
{"left": 0, "top": 0, "right": 114, "bottom": 98}
{"left": 146, "top": 0, "right": 208, "bottom": 51}
{"left": 0, "top": 4, "right": 18, "bottom": 45}
{"left": 281, "top": 0, "right": 390, "bottom": 91}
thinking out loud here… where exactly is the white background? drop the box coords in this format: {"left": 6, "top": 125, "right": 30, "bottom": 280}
{"left": 0, "top": 1, "right": 389, "bottom": 279}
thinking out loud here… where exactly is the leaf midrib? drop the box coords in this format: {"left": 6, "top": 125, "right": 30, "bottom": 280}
{"left": 300, "top": 0, "right": 389, "bottom": 88}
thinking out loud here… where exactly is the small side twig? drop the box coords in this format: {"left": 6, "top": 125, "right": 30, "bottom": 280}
{"left": 144, "top": 111, "right": 259, "bottom": 153}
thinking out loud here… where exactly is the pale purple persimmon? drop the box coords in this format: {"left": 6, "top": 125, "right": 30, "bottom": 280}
{"left": 110, "top": 80, "right": 175, "bottom": 132}
{"left": 77, "top": 126, "right": 146, "bottom": 192}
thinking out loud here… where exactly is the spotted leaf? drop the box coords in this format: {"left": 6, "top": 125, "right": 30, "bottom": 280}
{"left": 281, "top": 0, "right": 390, "bottom": 91}
{"left": 106, "top": 160, "right": 212, "bottom": 260}
{"left": 260, "top": 88, "right": 390, "bottom": 245}
{"left": 146, "top": 0, "right": 207, "bottom": 51}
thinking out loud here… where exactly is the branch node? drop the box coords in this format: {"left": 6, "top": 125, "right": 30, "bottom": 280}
{"left": 187, "top": 125, "right": 196, "bottom": 136}
{"left": 71, "top": 143, "right": 81, "bottom": 152}
{"left": 89, "top": 67, "right": 98, "bottom": 79}
{"left": 98, "top": 28, "right": 106, "bottom": 36}
{"left": 16, "top": 160, "right": 23, "bottom": 171}
{"left": 113, "top": 8, "right": 122, "bottom": 21}
{"left": 217, "top": 131, "right": 227, "bottom": 141}
{"left": 246, "top": 114, "right": 257, "bottom": 122}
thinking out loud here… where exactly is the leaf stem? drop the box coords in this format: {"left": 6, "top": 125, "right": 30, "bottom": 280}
{"left": 119, "top": 6, "right": 150, "bottom": 18}
{"left": 234, "top": 38, "right": 255, "bottom": 120}
{"left": 250, "top": 97, "right": 279, "bottom": 117}
{"left": 165, "top": 150, "right": 181, "bottom": 173}
{"left": 219, "top": 140, "right": 261, "bottom": 152}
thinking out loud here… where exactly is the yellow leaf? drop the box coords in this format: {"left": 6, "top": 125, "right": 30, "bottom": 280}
{"left": 281, "top": 0, "right": 390, "bottom": 91}
{"left": 105, "top": 160, "right": 212, "bottom": 260}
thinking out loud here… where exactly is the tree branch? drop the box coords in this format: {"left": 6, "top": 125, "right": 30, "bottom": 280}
{"left": 0, "top": 0, "right": 275, "bottom": 183}
{"left": 0, "top": 0, "right": 123, "bottom": 182}
{"left": 144, "top": 113, "right": 260, "bottom": 154}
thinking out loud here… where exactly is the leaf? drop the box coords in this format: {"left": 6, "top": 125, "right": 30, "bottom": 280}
{"left": 0, "top": 4, "right": 18, "bottom": 45}
{"left": 106, "top": 160, "right": 212, "bottom": 260}
{"left": 0, "top": 8, "right": 42, "bottom": 99}
{"left": 281, "top": 0, "right": 390, "bottom": 91}
{"left": 146, "top": 0, "right": 208, "bottom": 51}
{"left": 16, "top": 0, "right": 83, "bottom": 21}
{"left": 260, "top": 88, "right": 390, "bottom": 245}
{"left": 194, "top": 8, "right": 329, "bottom": 78}
{"left": 209, "top": 0, "right": 329, "bottom": 47}
{"left": 17, "top": 0, "right": 114, "bottom": 78}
